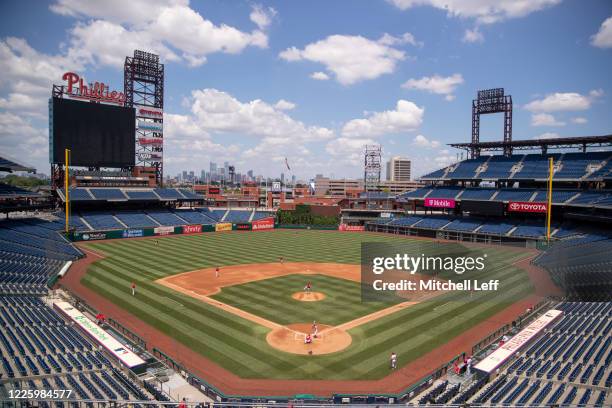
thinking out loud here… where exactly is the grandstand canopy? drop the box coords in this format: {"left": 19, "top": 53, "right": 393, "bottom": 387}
{"left": 450, "top": 134, "right": 612, "bottom": 154}
{"left": 0, "top": 155, "right": 36, "bottom": 173}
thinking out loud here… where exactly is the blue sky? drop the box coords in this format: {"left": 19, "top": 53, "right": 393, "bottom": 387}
{"left": 1, "top": 0, "right": 611, "bottom": 180}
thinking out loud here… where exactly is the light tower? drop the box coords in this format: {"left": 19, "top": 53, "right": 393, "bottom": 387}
{"left": 124, "top": 50, "right": 165, "bottom": 185}
{"left": 471, "top": 88, "right": 513, "bottom": 158}
{"left": 364, "top": 145, "right": 382, "bottom": 206}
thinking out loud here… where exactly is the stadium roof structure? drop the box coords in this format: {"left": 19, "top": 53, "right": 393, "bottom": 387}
{"left": 449, "top": 134, "right": 612, "bottom": 154}
{"left": 0, "top": 155, "right": 36, "bottom": 173}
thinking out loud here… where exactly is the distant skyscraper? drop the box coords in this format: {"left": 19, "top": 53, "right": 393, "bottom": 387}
{"left": 210, "top": 162, "right": 217, "bottom": 173}
{"left": 200, "top": 170, "right": 206, "bottom": 182}
{"left": 247, "top": 170, "right": 254, "bottom": 180}
{"left": 386, "top": 156, "right": 411, "bottom": 181}
{"left": 281, "top": 173, "right": 285, "bottom": 184}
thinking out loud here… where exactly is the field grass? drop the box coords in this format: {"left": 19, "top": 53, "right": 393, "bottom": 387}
{"left": 80, "top": 230, "right": 533, "bottom": 380}
{"left": 212, "top": 273, "right": 402, "bottom": 326}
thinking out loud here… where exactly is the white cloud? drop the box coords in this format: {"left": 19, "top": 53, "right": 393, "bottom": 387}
{"left": 387, "top": 0, "right": 562, "bottom": 25}
{"left": 530, "top": 113, "right": 565, "bottom": 127}
{"left": 249, "top": 5, "right": 277, "bottom": 30}
{"left": 0, "top": 112, "right": 48, "bottom": 164}
{"left": 413, "top": 134, "right": 441, "bottom": 148}
{"left": 274, "top": 99, "right": 296, "bottom": 111}
{"left": 463, "top": 27, "right": 484, "bottom": 43}
{"left": 591, "top": 16, "right": 612, "bottom": 48}
{"left": 534, "top": 132, "right": 560, "bottom": 140}
{"left": 187, "top": 88, "right": 333, "bottom": 142}
{"left": 571, "top": 117, "right": 588, "bottom": 124}
{"left": 325, "top": 137, "right": 376, "bottom": 166}
{"left": 310, "top": 71, "right": 330, "bottom": 81}
{"left": 524, "top": 90, "right": 603, "bottom": 112}
{"left": 342, "top": 100, "right": 424, "bottom": 137}
{"left": 52, "top": 1, "right": 272, "bottom": 68}
{"left": 50, "top": 0, "right": 188, "bottom": 24}
{"left": 280, "top": 33, "right": 419, "bottom": 85}
{"left": 401, "top": 73, "right": 463, "bottom": 100}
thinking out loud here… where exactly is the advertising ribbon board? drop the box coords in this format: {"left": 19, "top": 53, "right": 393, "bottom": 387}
{"left": 154, "top": 226, "right": 175, "bottom": 236}
{"left": 135, "top": 105, "right": 163, "bottom": 119}
{"left": 122, "top": 229, "right": 144, "bottom": 238}
{"left": 234, "top": 223, "right": 252, "bottom": 231}
{"left": 78, "top": 232, "right": 108, "bottom": 241}
{"left": 53, "top": 301, "right": 145, "bottom": 368}
{"left": 182, "top": 225, "right": 202, "bottom": 234}
{"left": 474, "top": 309, "right": 562, "bottom": 374}
{"left": 215, "top": 223, "right": 232, "bottom": 232}
{"left": 424, "top": 198, "right": 456, "bottom": 209}
{"left": 508, "top": 201, "right": 548, "bottom": 213}
{"left": 338, "top": 224, "right": 365, "bottom": 231}
{"left": 137, "top": 120, "right": 163, "bottom": 133}
{"left": 252, "top": 217, "right": 275, "bottom": 230}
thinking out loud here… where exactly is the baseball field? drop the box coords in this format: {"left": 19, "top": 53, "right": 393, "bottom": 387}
{"left": 67, "top": 229, "right": 540, "bottom": 389}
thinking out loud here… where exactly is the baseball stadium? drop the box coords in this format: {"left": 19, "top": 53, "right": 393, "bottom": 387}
{"left": 1, "top": 3, "right": 612, "bottom": 407}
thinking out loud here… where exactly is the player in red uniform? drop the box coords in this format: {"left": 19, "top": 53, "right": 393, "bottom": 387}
{"left": 304, "top": 281, "right": 312, "bottom": 293}
{"left": 215, "top": 266, "right": 220, "bottom": 278}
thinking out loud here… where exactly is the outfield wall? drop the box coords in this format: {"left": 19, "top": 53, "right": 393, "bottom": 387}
{"left": 67, "top": 217, "right": 277, "bottom": 241}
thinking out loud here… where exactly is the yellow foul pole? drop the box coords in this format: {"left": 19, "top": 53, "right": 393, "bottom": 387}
{"left": 65, "top": 148, "right": 70, "bottom": 234}
{"left": 546, "top": 157, "right": 553, "bottom": 242}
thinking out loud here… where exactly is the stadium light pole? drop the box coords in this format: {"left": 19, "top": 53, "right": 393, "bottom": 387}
{"left": 65, "top": 148, "right": 70, "bottom": 234}
{"left": 546, "top": 157, "right": 554, "bottom": 243}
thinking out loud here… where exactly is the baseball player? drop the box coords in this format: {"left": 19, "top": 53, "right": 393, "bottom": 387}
{"left": 215, "top": 266, "right": 220, "bottom": 278}
{"left": 390, "top": 352, "right": 397, "bottom": 369}
{"left": 131, "top": 282, "right": 136, "bottom": 296}
{"left": 312, "top": 321, "right": 319, "bottom": 338}
{"left": 304, "top": 281, "right": 312, "bottom": 293}
{"left": 279, "top": 256, "right": 284, "bottom": 264}
{"left": 304, "top": 333, "right": 312, "bottom": 344}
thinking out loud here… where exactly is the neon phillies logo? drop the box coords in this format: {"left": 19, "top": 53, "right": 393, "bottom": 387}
{"left": 508, "top": 202, "right": 548, "bottom": 213}
{"left": 62, "top": 72, "right": 126, "bottom": 105}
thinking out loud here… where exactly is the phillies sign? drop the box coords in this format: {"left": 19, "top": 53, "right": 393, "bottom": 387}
{"left": 508, "top": 202, "right": 548, "bottom": 213}
{"left": 424, "top": 198, "right": 456, "bottom": 209}
{"left": 61, "top": 72, "right": 125, "bottom": 105}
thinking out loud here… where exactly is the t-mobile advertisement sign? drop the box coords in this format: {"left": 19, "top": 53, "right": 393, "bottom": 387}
{"left": 508, "top": 202, "right": 548, "bottom": 213}
{"left": 424, "top": 198, "right": 456, "bottom": 209}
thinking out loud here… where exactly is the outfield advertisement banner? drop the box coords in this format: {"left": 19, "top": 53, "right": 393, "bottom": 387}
{"left": 215, "top": 223, "right": 232, "bottom": 232}
{"left": 252, "top": 217, "right": 275, "bottom": 230}
{"left": 183, "top": 224, "right": 202, "bottom": 234}
{"left": 122, "top": 229, "right": 144, "bottom": 238}
{"left": 424, "top": 198, "right": 456, "bottom": 209}
{"left": 154, "top": 226, "right": 175, "bottom": 236}
{"left": 234, "top": 223, "right": 252, "bottom": 231}
{"left": 508, "top": 201, "right": 548, "bottom": 213}
{"left": 475, "top": 309, "right": 563, "bottom": 373}
{"left": 77, "top": 232, "right": 108, "bottom": 241}
{"left": 54, "top": 301, "right": 146, "bottom": 368}
{"left": 339, "top": 224, "right": 365, "bottom": 231}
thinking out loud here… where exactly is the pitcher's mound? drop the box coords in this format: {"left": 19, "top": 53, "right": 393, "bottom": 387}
{"left": 292, "top": 291, "right": 326, "bottom": 302}
{"left": 266, "top": 323, "right": 352, "bottom": 355}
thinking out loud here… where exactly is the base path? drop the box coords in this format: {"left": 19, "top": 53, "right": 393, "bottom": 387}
{"left": 59, "top": 243, "right": 554, "bottom": 397}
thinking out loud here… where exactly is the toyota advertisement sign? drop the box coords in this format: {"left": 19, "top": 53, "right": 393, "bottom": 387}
{"left": 508, "top": 201, "right": 548, "bottom": 213}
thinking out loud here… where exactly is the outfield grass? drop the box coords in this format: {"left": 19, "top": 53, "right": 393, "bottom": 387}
{"left": 81, "top": 230, "right": 533, "bottom": 380}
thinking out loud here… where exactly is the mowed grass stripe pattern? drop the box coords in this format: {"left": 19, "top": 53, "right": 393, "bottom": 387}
{"left": 81, "top": 230, "right": 532, "bottom": 380}
{"left": 212, "top": 274, "right": 402, "bottom": 326}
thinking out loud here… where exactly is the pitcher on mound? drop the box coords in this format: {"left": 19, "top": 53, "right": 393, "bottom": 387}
{"left": 304, "top": 281, "right": 312, "bottom": 293}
